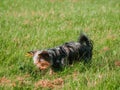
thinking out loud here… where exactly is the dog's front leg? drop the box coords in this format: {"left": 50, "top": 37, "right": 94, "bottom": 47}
{"left": 49, "top": 68, "right": 55, "bottom": 75}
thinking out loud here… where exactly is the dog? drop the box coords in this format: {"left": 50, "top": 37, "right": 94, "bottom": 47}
{"left": 26, "top": 33, "right": 93, "bottom": 74}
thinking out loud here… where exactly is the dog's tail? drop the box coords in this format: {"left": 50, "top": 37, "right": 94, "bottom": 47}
{"left": 78, "top": 33, "right": 93, "bottom": 62}
{"left": 78, "top": 33, "right": 93, "bottom": 48}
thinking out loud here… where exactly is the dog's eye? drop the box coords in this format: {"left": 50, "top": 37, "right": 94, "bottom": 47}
{"left": 39, "top": 56, "right": 44, "bottom": 60}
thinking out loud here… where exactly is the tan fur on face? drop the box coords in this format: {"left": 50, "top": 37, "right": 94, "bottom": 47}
{"left": 27, "top": 50, "right": 51, "bottom": 70}
{"left": 36, "top": 60, "right": 50, "bottom": 70}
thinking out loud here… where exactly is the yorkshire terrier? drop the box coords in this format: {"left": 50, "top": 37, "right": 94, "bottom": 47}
{"left": 26, "top": 33, "right": 93, "bottom": 74}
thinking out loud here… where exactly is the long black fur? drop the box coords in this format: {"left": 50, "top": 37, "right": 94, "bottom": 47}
{"left": 45, "top": 33, "right": 93, "bottom": 71}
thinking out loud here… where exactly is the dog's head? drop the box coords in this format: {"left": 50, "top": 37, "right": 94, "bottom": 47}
{"left": 26, "top": 50, "right": 51, "bottom": 70}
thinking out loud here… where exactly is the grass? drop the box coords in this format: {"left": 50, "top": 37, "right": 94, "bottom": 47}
{"left": 0, "top": 0, "right": 120, "bottom": 89}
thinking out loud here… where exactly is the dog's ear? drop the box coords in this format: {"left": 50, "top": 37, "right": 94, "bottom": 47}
{"left": 25, "top": 51, "right": 36, "bottom": 57}
{"left": 39, "top": 51, "right": 49, "bottom": 59}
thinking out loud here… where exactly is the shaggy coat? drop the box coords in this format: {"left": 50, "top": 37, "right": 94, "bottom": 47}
{"left": 27, "top": 34, "right": 93, "bottom": 72}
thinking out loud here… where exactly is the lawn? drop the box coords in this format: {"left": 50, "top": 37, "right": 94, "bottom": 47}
{"left": 0, "top": 0, "right": 120, "bottom": 90}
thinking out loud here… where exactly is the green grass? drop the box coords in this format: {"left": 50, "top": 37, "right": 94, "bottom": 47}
{"left": 0, "top": 0, "right": 120, "bottom": 89}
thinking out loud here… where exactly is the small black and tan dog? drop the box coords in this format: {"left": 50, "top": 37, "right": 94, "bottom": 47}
{"left": 26, "top": 33, "right": 93, "bottom": 74}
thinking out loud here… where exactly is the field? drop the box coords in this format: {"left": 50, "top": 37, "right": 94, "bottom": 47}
{"left": 0, "top": 0, "right": 120, "bottom": 90}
